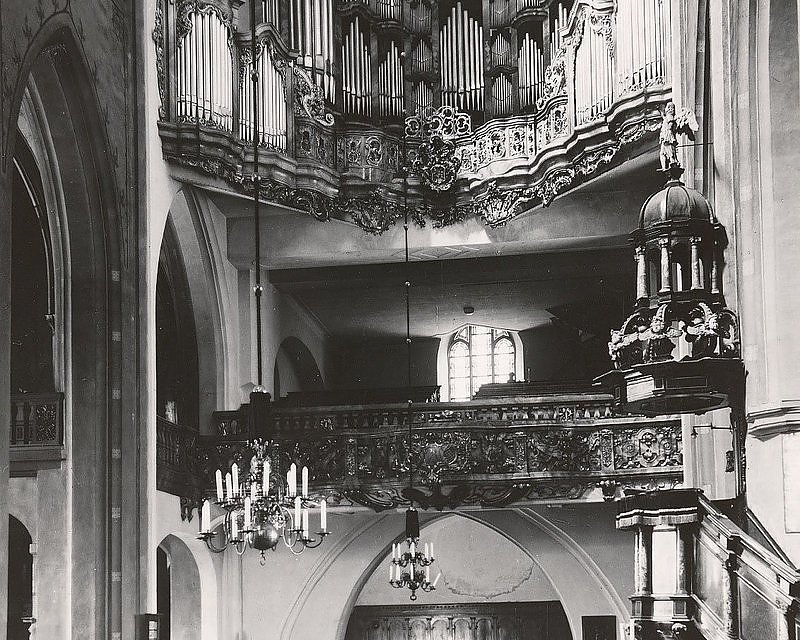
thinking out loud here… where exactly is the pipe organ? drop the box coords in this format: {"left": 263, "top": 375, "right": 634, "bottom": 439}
{"left": 574, "top": 10, "right": 613, "bottom": 125}
{"left": 488, "top": 74, "right": 513, "bottom": 116}
{"left": 176, "top": 7, "right": 233, "bottom": 129}
{"left": 518, "top": 31, "right": 544, "bottom": 110}
{"left": 239, "top": 47, "right": 288, "bottom": 150}
{"left": 440, "top": 2, "right": 485, "bottom": 112}
{"left": 616, "top": 0, "right": 670, "bottom": 94}
{"left": 341, "top": 16, "right": 372, "bottom": 116}
{"left": 548, "top": 1, "right": 569, "bottom": 62}
{"left": 161, "top": 0, "right": 674, "bottom": 185}
{"left": 376, "top": 0, "right": 401, "bottom": 21}
{"left": 288, "top": 0, "right": 336, "bottom": 101}
{"left": 261, "top": 0, "right": 279, "bottom": 25}
{"left": 378, "top": 41, "right": 404, "bottom": 118}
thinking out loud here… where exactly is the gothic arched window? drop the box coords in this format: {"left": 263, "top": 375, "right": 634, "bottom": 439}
{"left": 447, "top": 325, "right": 516, "bottom": 401}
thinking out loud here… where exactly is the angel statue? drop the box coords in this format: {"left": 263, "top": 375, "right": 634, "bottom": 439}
{"left": 659, "top": 101, "right": 700, "bottom": 172}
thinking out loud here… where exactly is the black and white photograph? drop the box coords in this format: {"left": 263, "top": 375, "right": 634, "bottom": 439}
{"left": 1, "top": 0, "right": 799, "bottom": 639}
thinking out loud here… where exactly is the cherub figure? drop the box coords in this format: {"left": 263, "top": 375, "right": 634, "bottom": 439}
{"left": 659, "top": 101, "right": 699, "bottom": 172}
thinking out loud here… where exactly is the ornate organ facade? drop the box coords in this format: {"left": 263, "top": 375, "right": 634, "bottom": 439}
{"left": 154, "top": 0, "right": 674, "bottom": 232}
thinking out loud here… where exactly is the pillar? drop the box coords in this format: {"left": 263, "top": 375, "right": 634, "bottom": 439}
{"left": 711, "top": 239, "right": 720, "bottom": 295}
{"left": 659, "top": 238, "right": 672, "bottom": 293}
{"left": 636, "top": 246, "right": 648, "bottom": 300}
{"left": 636, "top": 527, "right": 653, "bottom": 595}
{"left": 722, "top": 553, "right": 739, "bottom": 639}
{"left": 690, "top": 237, "right": 703, "bottom": 290}
{"left": 676, "top": 526, "right": 692, "bottom": 595}
{"left": 0, "top": 168, "right": 11, "bottom": 640}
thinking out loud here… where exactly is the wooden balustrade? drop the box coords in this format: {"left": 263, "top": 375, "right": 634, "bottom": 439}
{"left": 9, "top": 392, "right": 65, "bottom": 474}
{"left": 155, "top": 385, "right": 684, "bottom": 510}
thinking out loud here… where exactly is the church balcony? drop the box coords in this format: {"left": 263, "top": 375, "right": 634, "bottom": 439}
{"left": 9, "top": 392, "right": 65, "bottom": 476}
{"left": 153, "top": 0, "right": 673, "bottom": 232}
{"left": 156, "top": 383, "right": 684, "bottom": 511}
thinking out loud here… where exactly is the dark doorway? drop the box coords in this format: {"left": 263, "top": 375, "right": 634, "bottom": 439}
{"left": 7, "top": 516, "right": 33, "bottom": 640}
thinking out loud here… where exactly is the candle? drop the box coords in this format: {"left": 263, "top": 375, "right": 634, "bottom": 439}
{"left": 289, "top": 463, "right": 297, "bottom": 496}
{"left": 244, "top": 497, "right": 252, "bottom": 530}
{"left": 302, "top": 466, "right": 309, "bottom": 497}
{"left": 294, "top": 496, "right": 301, "bottom": 529}
{"left": 320, "top": 498, "right": 327, "bottom": 532}
{"left": 286, "top": 470, "right": 292, "bottom": 496}
{"left": 302, "top": 508, "right": 309, "bottom": 538}
{"left": 410, "top": 541, "right": 416, "bottom": 557}
{"left": 225, "top": 472, "right": 233, "bottom": 501}
{"left": 262, "top": 460, "right": 270, "bottom": 496}
{"left": 232, "top": 463, "right": 239, "bottom": 496}
{"left": 201, "top": 499, "right": 210, "bottom": 533}
{"left": 425, "top": 565, "right": 430, "bottom": 582}
{"left": 432, "top": 572, "right": 441, "bottom": 588}
{"left": 392, "top": 543, "right": 397, "bottom": 560}
{"left": 424, "top": 543, "right": 429, "bottom": 559}
{"left": 215, "top": 470, "right": 224, "bottom": 502}
{"left": 430, "top": 542, "right": 434, "bottom": 559}
{"left": 250, "top": 482, "right": 257, "bottom": 502}
{"left": 389, "top": 563, "right": 394, "bottom": 581}
{"left": 231, "top": 514, "right": 239, "bottom": 540}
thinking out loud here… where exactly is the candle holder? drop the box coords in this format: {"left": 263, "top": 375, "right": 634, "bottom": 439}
{"left": 197, "top": 446, "right": 331, "bottom": 563}
{"left": 388, "top": 508, "right": 441, "bottom": 600}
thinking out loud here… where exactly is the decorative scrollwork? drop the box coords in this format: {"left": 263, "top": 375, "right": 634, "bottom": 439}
{"left": 152, "top": 0, "right": 166, "bottom": 118}
{"left": 293, "top": 65, "right": 334, "bottom": 127}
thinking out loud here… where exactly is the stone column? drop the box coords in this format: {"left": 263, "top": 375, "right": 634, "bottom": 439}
{"left": 659, "top": 238, "right": 672, "bottom": 293}
{"left": 722, "top": 553, "right": 739, "bottom": 639}
{"left": 0, "top": 168, "right": 11, "bottom": 640}
{"left": 676, "top": 526, "right": 692, "bottom": 595}
{"left": 636, "top": 527, "right": 653, "bottom": 595}
{"left": 711, "top": 240, "right": 720, "bottom": 294}
{"left": 690, "top": 237, "right": 703, "bottom": 290}
{"left": 636, "top": 246, "right": 648, "bottom": 300}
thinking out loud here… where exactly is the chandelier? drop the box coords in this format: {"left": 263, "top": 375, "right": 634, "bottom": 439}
{"left": 389, "top": 507, "right": 440, "bottom": 600}
{"left": 388, "top": 82, "right": 441, "bottom": 597}
{"left": 198, "top": 453, "right": 329, "bottom": 562}
{"left": 197, "top": 0, "right": 330, "bottom": 562}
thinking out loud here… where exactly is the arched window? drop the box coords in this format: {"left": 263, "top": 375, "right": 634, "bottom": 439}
{"left": 448, "top": 325, "right": 516, "bottom": 401}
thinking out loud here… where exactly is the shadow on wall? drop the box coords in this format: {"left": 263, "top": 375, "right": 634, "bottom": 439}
{"left": 274, "top": 336, "right": 324, "bottom": 399}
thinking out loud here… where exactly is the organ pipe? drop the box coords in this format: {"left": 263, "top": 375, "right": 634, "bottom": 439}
{"left": 440, "top": 1, "right": 484, "bottom": 111}
{"left": 616, "top": 0, "right": 670, "bottom": 94}
{"left": 176, "top": 8, "right": 232, "bottom": 130}
{"left": 487, "top": 0, "right": 511, "bottom": 28}
{"left": 289, "top": 0, "right": 335, "bottom": 101}
{"left": 239, "top": 46, "right": 287, "bottom": 151}
{"left": 574, "top": 7, "right": 614, "bottom": 125}
{"left": 518, "top": 32, "right": 543, "bottom": 109}
{"left": 342, "top": 16, "right": 372, "bottom": 116}
{"left": 377, "top": 0, "right": 401, "bottom": 21}
{"left": 378, "top": 40, "right": 404, "bottom": 117}
{"left": 490, "top": 74, "right": 512, "bottom": 116}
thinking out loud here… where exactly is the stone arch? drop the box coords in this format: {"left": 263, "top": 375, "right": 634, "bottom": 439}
{"left": 274, "top": 335, "right": 324, "bottom": 399}
{"left": 155, "top": 187, "right": 236, "bottom": 430}
{"left": 158, "top": 533, "right": 220, "bottom": 640}
{"left": 281, "top": 508, "right": 628, "bottom": 640}
{"left": 3, "top": 21, "right": 128, "bottom": 640}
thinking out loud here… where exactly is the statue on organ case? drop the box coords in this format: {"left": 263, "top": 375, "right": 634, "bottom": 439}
{"left": 659, "top": 101, "right": 700, "bottom": 172}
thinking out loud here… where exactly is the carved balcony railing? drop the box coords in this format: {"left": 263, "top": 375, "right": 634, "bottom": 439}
{"left": 157, "top": 387, "right": 684, "bottom": 512}
{"left": 617, "top": 490, "right": 800, "bottom": 640}
{"left": 9, "top": 392, "right": 65, "bottom": 475}
{"left": 154, "top": 0, "right": 673, "bottom": 233}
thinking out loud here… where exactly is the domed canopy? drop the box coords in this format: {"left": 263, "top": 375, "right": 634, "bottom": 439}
{"left": 639, "top": 168, "right": 715, "bottom": 229}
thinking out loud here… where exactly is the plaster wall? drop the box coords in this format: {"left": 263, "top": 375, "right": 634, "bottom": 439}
{"left": 230, "top": 505, "right": 630, "bottom": 640}
{"left": 329, "top": 337, "right": 441, "bottom": 390}
{"left": 9, "top": 469, "right": 70, "bottom": 640}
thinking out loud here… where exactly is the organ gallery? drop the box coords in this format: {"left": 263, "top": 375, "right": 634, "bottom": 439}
{"left": 2, "top": 1, "right": 800, "bottom": 640}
